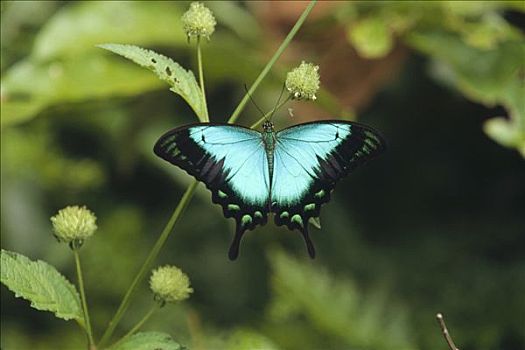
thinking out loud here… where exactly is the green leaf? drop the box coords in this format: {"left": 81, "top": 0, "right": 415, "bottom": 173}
{"left": 406, "top": 30, "right": 525, "bottom": 156}
{"left": 267, "top": 250, "right": 416, "bottom": 350}
{"left": 347, "top": 17, "right": 393, "bottom": 59}
{"left": 1, "top": 54, "right": 163, "bottom": 129}
{"left": 0, "top": 249, "right": 83, "bottom": 322}
{"left": 32, "top": 1, "right": 185, "bottom": 61}
{"left": 110, "top": 332, "right": 184, "bottom": 350}
{"left": 99, "top": 43, "right": 206, "bottom": 121}
{"left": 226, "top": 329, "right": 281, "bottom": 350}
{"left": 484, "top": 117, "right": 525, "bottom": 157}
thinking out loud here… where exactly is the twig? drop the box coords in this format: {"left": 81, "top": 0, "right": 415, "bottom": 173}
{"left": 436, "top": 313, "right": 459, "bottom": 350}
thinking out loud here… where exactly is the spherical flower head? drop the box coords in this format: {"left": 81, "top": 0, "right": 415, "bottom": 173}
{"left": 150, "top": 265, "right": 193, "bottom": 304}
{"left": 181, "top": 2, "right": 216, "bottom": 40}
{"left": 51, "top": 206, "right": 97, "bottom": 246}
{"left": 285, "top": 61, "right": 320, "bottom": 101}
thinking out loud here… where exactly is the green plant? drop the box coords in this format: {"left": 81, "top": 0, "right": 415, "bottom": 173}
{"left": 1, "top": 2, "right": 318, "bottom": 349}
{"left": 341, "top": 1, "right": 525, "bottom": 156}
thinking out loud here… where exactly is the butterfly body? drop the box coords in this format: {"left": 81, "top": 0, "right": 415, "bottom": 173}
{"left": 154, "top": 120, "right": 385, "bottom": 260}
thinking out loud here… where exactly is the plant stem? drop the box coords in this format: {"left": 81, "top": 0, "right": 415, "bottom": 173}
{"left": 249, "top": 96, "right": 292, "bottom": 129}
{"left": 74, "top": 249, "right": 96, "bottom": 349}
{"left": 436, "top": 313, "right": 460, "bottom": 350}
{"left": 197, "top": 36, "right": 209, "bottom": 122}
{"left": 98, "top": 180, "right": 199, "bottom": 347}
{"left": 228, "top": 0, "right": 317, "bottom": 124}
{"left": 110, "top": 304, "right": 158, "bottom": 348}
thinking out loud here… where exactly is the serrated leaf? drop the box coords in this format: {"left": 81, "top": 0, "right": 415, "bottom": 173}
{"left": 0, "top": 249, "right": 83, "bottom": 322}
{"left": 111, "top": 332, "right": 184, "bottom": 350}
{"left": 98, "top": 43, "right": 206, "bottom": 121}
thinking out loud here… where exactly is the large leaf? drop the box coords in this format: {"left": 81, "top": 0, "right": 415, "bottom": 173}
{"left": 99, "top": 43, "right": 206, "bottom": 121}
{"left": 110, "top": 332, "right": 184, "bottom": 350}
{"left": 31, "top": 1, "right": 185, "bottom": 61}
{"left": 0, "top": 54, "right": 163, "bottom": 129}
{"left": 0, "top": 249, "right": 83, "bottom": 322}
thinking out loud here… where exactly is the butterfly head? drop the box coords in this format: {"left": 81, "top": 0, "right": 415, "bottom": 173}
{"left": 262, "top": 120, "right": 274, "bottom": 133}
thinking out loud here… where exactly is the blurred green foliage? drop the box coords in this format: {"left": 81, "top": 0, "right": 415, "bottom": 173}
{"left": 1, "top": 1, "right": 524, "bottom": 350}
{"left": 344, "top": 1, "right": 525, "bottom": 156}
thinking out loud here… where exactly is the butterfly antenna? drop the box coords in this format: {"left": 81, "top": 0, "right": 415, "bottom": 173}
{"left": 244, "top": 84, "right": 266, "bottom": 119}
{"left": 269, "top": 83, "right": 287, "bottom": 122}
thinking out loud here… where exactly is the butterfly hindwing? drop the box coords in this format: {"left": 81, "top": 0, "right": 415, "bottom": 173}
{"left": 154, "top": 123, "right": 270, "bottom": 260}
{"left": 272, "top": 121, "right": 386, "bottom": 257}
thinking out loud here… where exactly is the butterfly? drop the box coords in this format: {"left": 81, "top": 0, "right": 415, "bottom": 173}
{"left": 154, "top": 120, "right": 385, "bottom": 260}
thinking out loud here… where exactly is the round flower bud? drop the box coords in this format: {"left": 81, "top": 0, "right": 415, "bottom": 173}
{"left": 150, "top": 265, "right": 193, "bottom": 304}
{"left": 50, "top": 206, "right": 97, "bottom": 247}
{"left": 181, "top": 2, "right": 216, "bottom": 40}
{"left": 285, "top": 61, "right": 320, "bottom": 101}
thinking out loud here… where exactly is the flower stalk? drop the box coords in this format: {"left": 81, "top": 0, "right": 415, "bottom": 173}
{"left": 197, "top": 36, "right": 209, "bottom": 122}
{"left": 110, "top": 304, "right": 158, "bottom": 349}
{"left": 74, "top": 250, "right": 95, "bottom": 349}
{"left": 98, "top": 180, "right": 198, "bottom": 347}
{"left": 228, "top": 0, "right": 317, "bottom": 124}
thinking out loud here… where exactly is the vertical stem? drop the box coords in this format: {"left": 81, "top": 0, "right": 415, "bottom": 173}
{"left": 98, "top": 180, "right": 199, "bottom": 347}
{"left": 74, "top": 249, "right": 95, "bottom": 349}
{"left": 197, "top": 36, "right": 209, "bottom": 122}
{"left": 110, "top": 304, "right": 158, "bottom": 348}
{"left": 228, "top": 0, "right": 317, "bottom": 124}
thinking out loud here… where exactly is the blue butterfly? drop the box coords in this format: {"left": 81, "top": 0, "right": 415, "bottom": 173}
{"left": 154, "top": 120, "right": 385, "bottom": 260}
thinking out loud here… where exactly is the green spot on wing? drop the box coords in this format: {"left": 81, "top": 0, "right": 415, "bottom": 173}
{"left": 280, "top": 211, "right": 289, "bottom": 219}
{"left": 315, "top": 190, "right": 325, "bottom": 199}
{"left": 218, "top": 190, "right": 228, "bottom": 199}
{"left": 364, "top": 130, "right": 380, "bottom": 143}
{"left": 304, "top": 203, "right": 316, "bottom": 212}
{"left": 291, "top": 214, "right": 303, "bottom": 227}
{"left": 309, "top": 216, "right": 322, "bottom": 229}
{"left": 228, "top": 204, "right": 240, "bottom": 211}
{"left": 254, "top": 211, "right": 263, "bottom": 219}
{"left": 241, "top": 214, "right": 252, "bottom": 225}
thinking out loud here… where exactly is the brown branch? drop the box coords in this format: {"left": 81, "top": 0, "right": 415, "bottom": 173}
{"left": 436, "top": 313, "right": 460, "bottom": 350}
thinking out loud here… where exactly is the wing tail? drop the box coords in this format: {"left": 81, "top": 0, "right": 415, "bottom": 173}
{"left": 228, "top": 224, "right": 245, "bottom": 260}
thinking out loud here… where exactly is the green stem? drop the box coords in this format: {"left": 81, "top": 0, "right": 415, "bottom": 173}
{"left": 228, "top": 0, "right": 317, "bottom": 124}
{"left": 249, "top": 96, "right": 292, "bottom": 129}
{"left": 98, "top": 180, "right": 199, "bottom": 347}
{"left": 197, "top": 36, "right": 209, "bottom": 122}
{"left": 110, "top": 304, "right": 158, "bottom": 349}
{"left": 74, "top": 249, "right": 96, "bottom": 349}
